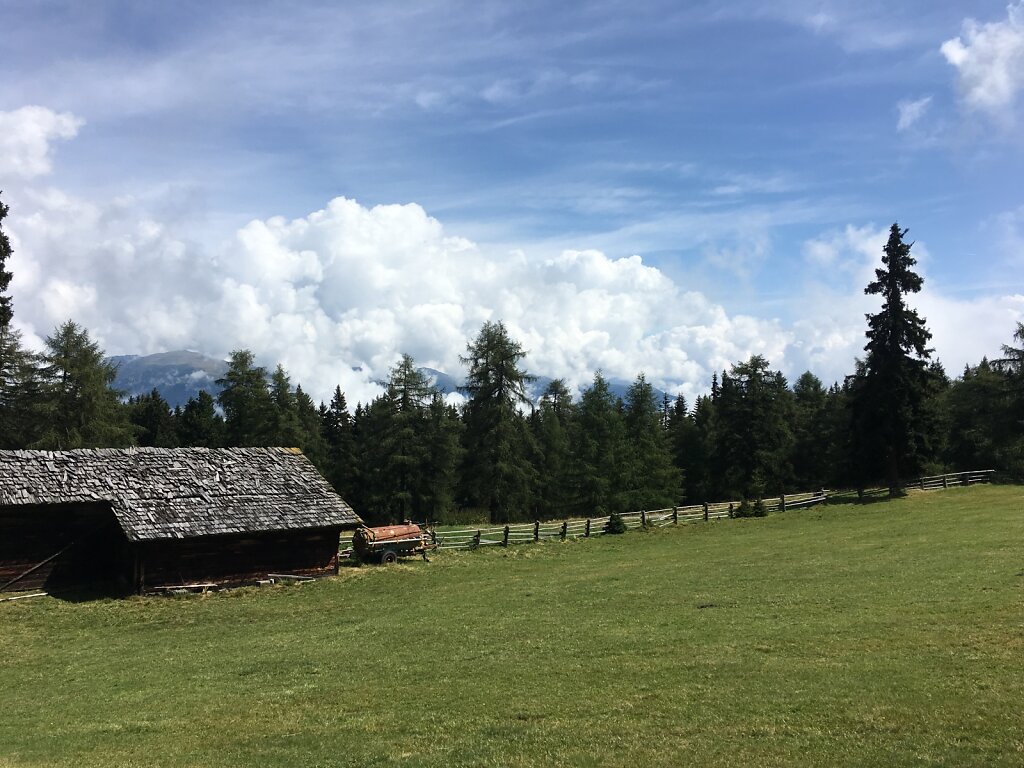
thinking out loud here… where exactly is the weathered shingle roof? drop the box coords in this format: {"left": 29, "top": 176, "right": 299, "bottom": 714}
{"left": 0, "top": 447, "right": 361, "bottom": 541}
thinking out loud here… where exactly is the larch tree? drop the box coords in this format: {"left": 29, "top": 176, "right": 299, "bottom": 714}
{"left": 380, "top": 354, "right": 436, "bottom": 520}
{"left": 216, "top": 349, "right": 274, "bottom": 446}
{"left": 532, "top": 379, "right": 577, "bottom": 519}
{"left": 35, "top": 321, "right": 134, "bottom": 449}
{"left": 621, "top": 373, "right": 680, "bottom": 511}
{"left": 459, "top": 321, "right": 536, "bottom": 523}
{"left": 572, "top": 372, "right": 628, "bottom": 514}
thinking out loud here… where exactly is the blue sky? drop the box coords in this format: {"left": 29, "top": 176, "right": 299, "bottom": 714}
{"left": 1, "top": 1, "right": 1022, "bottom": 402}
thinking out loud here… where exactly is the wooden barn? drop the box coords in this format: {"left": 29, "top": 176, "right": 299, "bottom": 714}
{"left": 0, "top": 447, "right": 361, "bottom": 595}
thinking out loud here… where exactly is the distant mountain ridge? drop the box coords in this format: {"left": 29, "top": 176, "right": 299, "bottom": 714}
{"left": 109, "top": 351, "right": 229, "bottom": 408}
{"left": 111, "top": 351, "right": 668, "bottom": 408}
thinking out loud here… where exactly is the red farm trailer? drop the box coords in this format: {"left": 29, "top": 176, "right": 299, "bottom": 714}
{"left": 352, "top": 523, "right": 432, "bottom": 564}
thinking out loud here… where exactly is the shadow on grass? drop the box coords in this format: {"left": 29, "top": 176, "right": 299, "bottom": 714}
{"left": 824, "top": 488, "right": 895, "bottom": 507}
{"left": 43, "top": 578, "right": 133, "bottom": 603}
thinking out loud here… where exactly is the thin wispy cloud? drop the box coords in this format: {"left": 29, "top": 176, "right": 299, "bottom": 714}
{"left": 896, "top": 96, "right": 933, "bottom": 131}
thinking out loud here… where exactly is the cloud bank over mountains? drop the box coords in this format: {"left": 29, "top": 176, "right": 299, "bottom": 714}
{"left": 5, "top": 106, "right": 1023, "bottom": 406}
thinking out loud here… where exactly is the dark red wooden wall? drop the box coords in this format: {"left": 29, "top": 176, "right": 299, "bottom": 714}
{"left": 135, "top": 527, "right": 341, "bottom": 591}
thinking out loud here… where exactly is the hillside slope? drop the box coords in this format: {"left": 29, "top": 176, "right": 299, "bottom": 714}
{"left": 2, "top": 485, "right": 1021, "bottom": 767}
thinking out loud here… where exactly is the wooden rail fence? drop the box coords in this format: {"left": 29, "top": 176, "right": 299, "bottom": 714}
{"left": 338, "top": 469, "right": 995, "bottom": 555}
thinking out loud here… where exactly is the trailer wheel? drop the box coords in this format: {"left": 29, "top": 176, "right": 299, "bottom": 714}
{"left": 381, "top": 550, "right": 398, "bottom": 565}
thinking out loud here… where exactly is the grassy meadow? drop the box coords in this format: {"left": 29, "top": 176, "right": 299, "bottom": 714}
{"left": 1, "top": 485, "right": 1022, "bottom": 767}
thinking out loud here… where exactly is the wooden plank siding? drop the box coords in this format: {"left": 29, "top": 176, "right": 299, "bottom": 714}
{"left": 135, "top": 527, "right": 341, "bottom": 592}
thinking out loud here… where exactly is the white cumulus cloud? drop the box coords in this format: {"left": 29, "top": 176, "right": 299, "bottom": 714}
{"left": 7, "top": 181, "right": 811, "bottom": 406}
{"left": 0, "top": 106, "right": 83, "bottom": 179}
{"left": 941, "top": 3, "right": 1024, "bottom": 118}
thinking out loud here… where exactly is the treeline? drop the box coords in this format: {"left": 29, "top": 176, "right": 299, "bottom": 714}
{"left": 3, "top": 319, "right": 1022, "bottom": 526}
{"left": 1, "top": 195, "right": 1022, "bottom": 523}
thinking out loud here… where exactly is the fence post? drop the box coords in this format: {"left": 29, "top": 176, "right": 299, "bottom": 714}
{"left": 672, "top": 506, "right": 678, "bottom": 525}
{"left": 472, "top": 530, "right": 481, "bottom": 549}
{"left": 585, "top": 518, "right": 591, "bottom": 537}
{"left": 534, "top": 520, "right": 540, "bottom": 542}
{"left": 641, "top": 509, "right": 647, "bottom": 527}
{"left": 780, "top": 493, "right": 786, "bottom": 512}
{"left": 728, "top": 502, "right": 734, "bottom": 518}
{"left": 942, "top": 475, "right": 948, "bottom": 489}
{"left": 430, "top": 528, "right": 438, "bottom": 546}
{"left": 560, "top": 521, "right": 568, "bottom": 540}
{"left": 503, "top": 525, "right": 510, "bottom": 547}
{"left": 920, "top": 477, "right": 925, "bottom": 491}
{"left": 703, "top": 502, "right": 709, "bottom": 522}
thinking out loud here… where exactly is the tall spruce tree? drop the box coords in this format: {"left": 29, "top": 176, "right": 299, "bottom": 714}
{"left": 791, "top": 371, "right": 830, "bottom": 488}
{"left": 714, "top": 356, "right": 794, "bottom": 499}
{"left": 294, "top": 385, "right": 329, "bottom": 468}
{"left": 128, "top": 388, "right": 179, "bottom": 447}
{"left": 686, "top": 394, "right": 717, "bottom": 502}
{"left": 459, "top": 321, "right": 536, "bottom": 523}
{"left": 350, "top": 356, "right": 444, "bottom": 522}
{"left": 944, "top": 360, "right": 1011, "bottom": 473}
{"left": 849, "top": 224, "right": 934, "bottom": 495}
{"left": 178, "top": 390, "right": 225, "bottom": 447}
{"left": 665, "top": 394, "right": 697, "bottom": 500}
{"left": 268, "top": 364, "right": 305, "bottom": 448}
{"left": 822, "top": 382, "right": 853, "bottom": 488}
{"left": 354, "top": 395, "right": 394, "bottom": 520}
{"left": 322, "top": 386, "right": 358, "bottom": 499}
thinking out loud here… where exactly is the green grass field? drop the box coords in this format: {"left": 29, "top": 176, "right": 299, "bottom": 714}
{"left": 2, "top": 486, "right": 1022, "bottom": 767}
